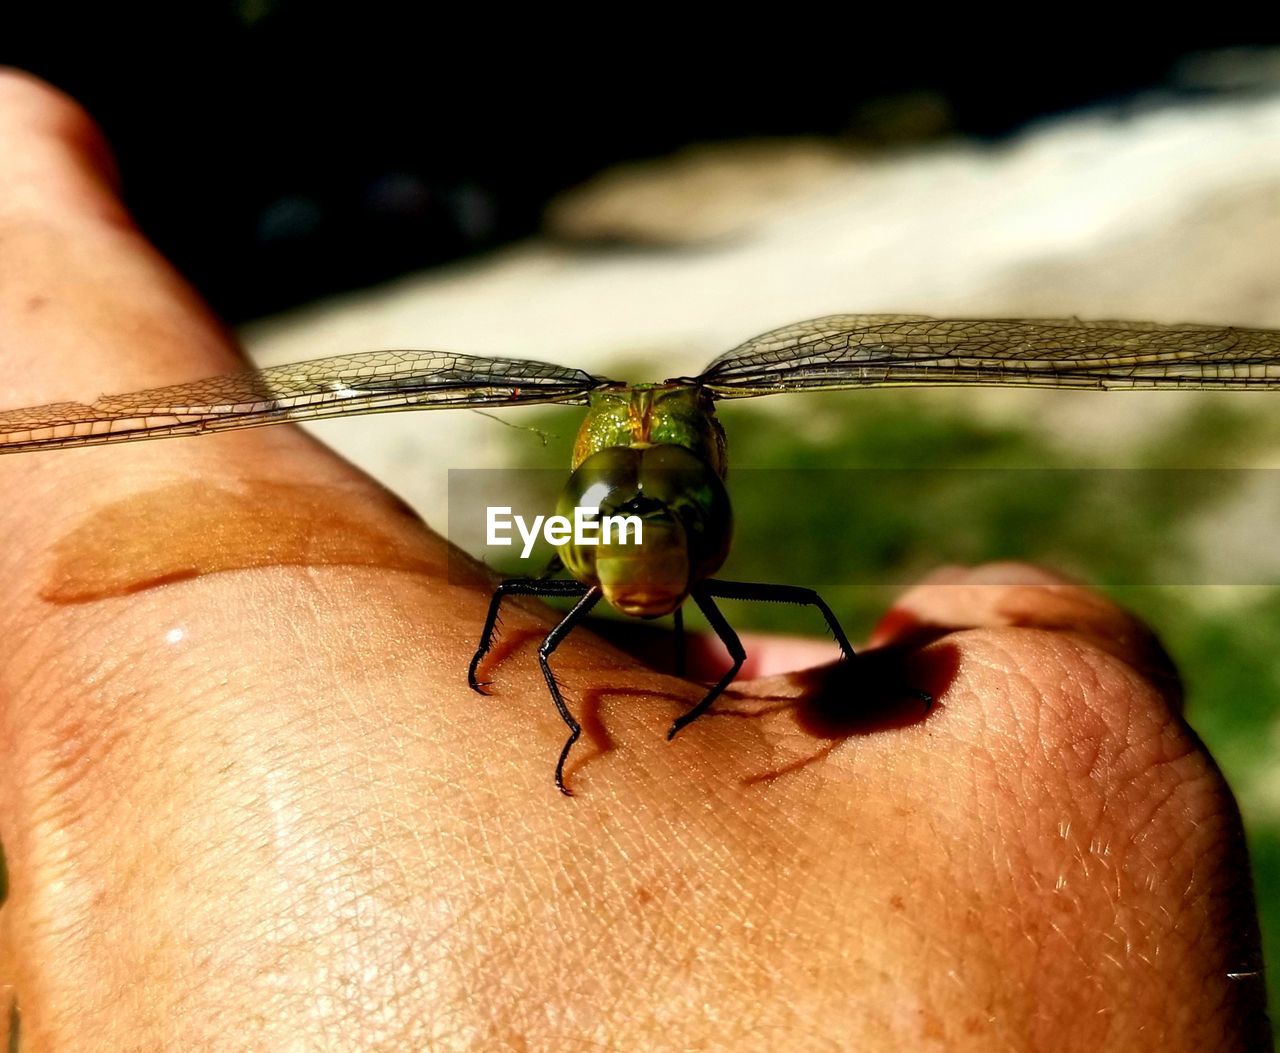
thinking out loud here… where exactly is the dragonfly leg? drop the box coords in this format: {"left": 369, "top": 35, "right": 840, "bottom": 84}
{"left": 538, "top": 587, "right": 603, "bottom": 795}
{"left": 673, "top": 605, "right": 686, "bottom": 678}
{"left": 702, "top": 579, "right": 857, "bottom": 661}
{"left": 469, "top": 578, "right": 590, "bottom": 693}
{"left": 701, "top": 578, "right": 932, "bottom": 709}
{"left": 667, "top": 587, "right": 745, "bottom": 741}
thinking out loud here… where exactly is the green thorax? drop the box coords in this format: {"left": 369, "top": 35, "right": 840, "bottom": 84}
{"left": 571, "top": 384, "right": 727, "bottom": 475}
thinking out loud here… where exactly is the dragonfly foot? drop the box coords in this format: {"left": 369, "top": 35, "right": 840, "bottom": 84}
{"left": 554, "top": 736, "right": 577, "bottom": 796}
{"left": 666, "top": 716, "right": 695, "bottom": 741}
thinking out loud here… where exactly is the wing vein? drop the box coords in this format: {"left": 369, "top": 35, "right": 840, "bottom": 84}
{"left": 0, "top": 350, "right": 612, "bottom": 452}
{"left": 693, "top": 315, "right": 1280, "bottom": 396}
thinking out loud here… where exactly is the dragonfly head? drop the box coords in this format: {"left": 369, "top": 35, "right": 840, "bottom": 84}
{"left": 557, "top": 444, "right": 731, "bottom": 618}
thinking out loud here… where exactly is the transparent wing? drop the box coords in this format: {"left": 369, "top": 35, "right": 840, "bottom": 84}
{"left": 692, "top": 315, "right": 1280, "bottom": 396}
{"left": 0, "top": 350, "right": 612, "bottom": 453}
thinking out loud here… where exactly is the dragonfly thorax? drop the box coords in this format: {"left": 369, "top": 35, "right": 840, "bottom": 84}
{"left": 556, "top": 444, "right": 731, "bottom": 618}
{"left": 571, "top": 384, "right": 727, "bottom": 477}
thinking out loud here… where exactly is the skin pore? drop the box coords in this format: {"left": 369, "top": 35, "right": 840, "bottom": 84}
{"left": 0, "top": 69, "right": 1269, "bottom": 1051}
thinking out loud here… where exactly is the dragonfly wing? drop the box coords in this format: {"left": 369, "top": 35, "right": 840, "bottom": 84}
{"left": 0, "top": 351, "right": 612, "bottom": 452}
{"left": 693, "top": 315, "right": 1280, "bottom": 397}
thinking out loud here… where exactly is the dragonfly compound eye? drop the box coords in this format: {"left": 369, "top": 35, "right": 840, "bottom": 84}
{"left": 556, "top": 444, "right": 731, "bottom": 618}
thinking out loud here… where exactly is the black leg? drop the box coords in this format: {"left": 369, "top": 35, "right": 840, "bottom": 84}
{"left": 701, "top": 578, "right": 931, "bottom": 709}
{"left": 667, "top": 587, "right": 746, "bottom": 741}
{"left": 539, "top": 587, "right": 603, "bottom": 795}
{"left": 673, "top": 604, "right": 686, "bottom": 678}
{"left": 469, "top": 577, "right": 590, "bottom": 693}
{"left": 702, "top": 579, "right": 856, "bottom": 660}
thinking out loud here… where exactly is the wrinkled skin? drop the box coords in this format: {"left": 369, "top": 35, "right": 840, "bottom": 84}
{"left": 0, "top": 70, "right": 1269, "bottom": 1052}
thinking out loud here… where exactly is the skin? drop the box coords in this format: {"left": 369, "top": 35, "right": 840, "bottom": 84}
{"left": 0, "top": 69, "right": 1270, "bottom": 1051}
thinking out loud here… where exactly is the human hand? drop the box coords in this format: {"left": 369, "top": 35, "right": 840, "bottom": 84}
{"left": 0, "top": 70, "right": 1267, "bottom": 1051}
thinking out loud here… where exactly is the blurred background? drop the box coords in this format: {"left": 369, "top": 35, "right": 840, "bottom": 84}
{"left": 9, "top": 5, "right": 1280, "bottom": 1034}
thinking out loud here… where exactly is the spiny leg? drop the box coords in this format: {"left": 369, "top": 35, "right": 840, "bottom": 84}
{"left": 667, "top": 587, "right": 746, "bottom": 741}
{"left": 702, "top": 578, "right": 932, "bottom": 708}
{"left": 539, "top": 587, "right": 602, "bottom": 795}
{"left": 702, "top": 579, "right": 856, "bottom": 660}
{"left": 673, "top": 604, "right": 686, "bottom": 678}
{"left": 469, "top": 578, "right": 590, "bottom": 693}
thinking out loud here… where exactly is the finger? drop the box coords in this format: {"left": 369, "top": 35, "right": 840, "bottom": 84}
{"left": 868, "top": 561, "right": 1180, "bottom": 696}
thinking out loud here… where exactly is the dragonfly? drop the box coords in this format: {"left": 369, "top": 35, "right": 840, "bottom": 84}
{"left": 4, "top": 313, "right": 1280, "bottom": 793}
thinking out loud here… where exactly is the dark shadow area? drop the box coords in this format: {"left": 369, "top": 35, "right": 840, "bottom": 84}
{"left": 554, "top": 633, "right": 959, "bottom": 787}
{"left": 1, "top": 836, "right": 11, "bottom": 1053}
{"left": 584, "top": 615, "right": 716, "bottom": 680}
{"left": 727, "top": 644, "right": 959, "bottom": 785}
{"left": 876, "top": 598, "right": 1185, "bottom": 708}
{"left": 562, "top": 686, "right": 669, "bottom": 786}
{"left": 780, "top": 643, "right": 958, "bottom": 740}
{"left": 466, "top": 625, "right": 544, "bottom": 691}
{"left": 5, "top": 10, "right": 1272, "bottom": 322}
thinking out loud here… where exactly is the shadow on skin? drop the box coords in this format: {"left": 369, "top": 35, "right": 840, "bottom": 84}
{"left": 469, "top": 604, "right": 960, "bottom": 786}
{"left": 468, "top": 625, "right": 546, "bottom": 690}
{"left": 876, "top": 597, "right": 1184, "bottom": 707}
{"left": 564, "top": 686, "right": 663, "bottom": 784}
{"left": 557, "top": 633, "right": 961, "bottom": 787}
{"left": 728, "top": 643, "right": 959, "bottom": 784}
{"left": 743, "top": 643, "right": 957, "bottom": 736}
